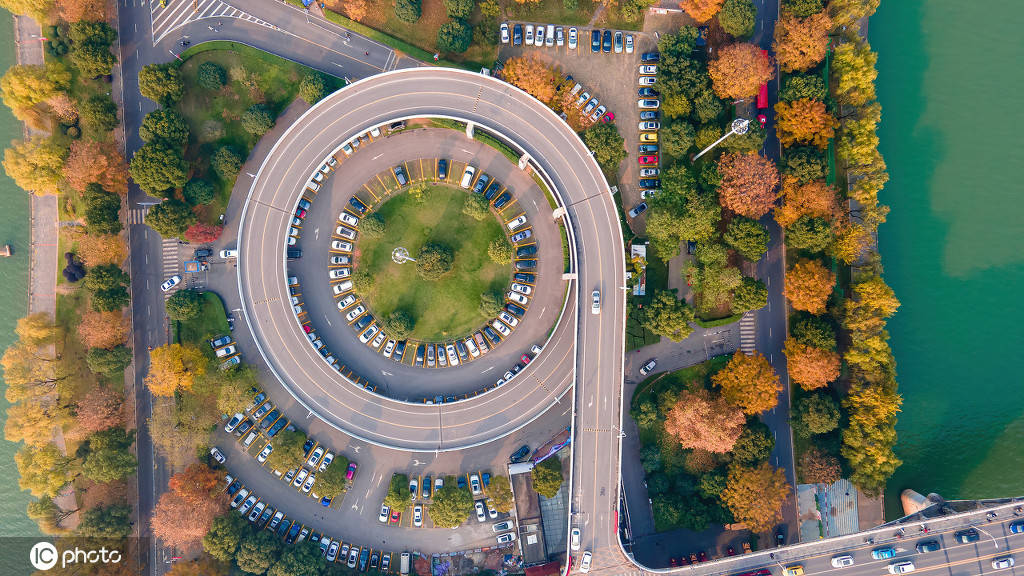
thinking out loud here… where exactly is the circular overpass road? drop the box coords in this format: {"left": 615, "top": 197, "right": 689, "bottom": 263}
{"left": 238, "top": 69, "right": 625, "bottom": 462}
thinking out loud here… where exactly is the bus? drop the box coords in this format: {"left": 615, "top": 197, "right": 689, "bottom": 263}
{"left": 757, "top": 49, "right": 770, "bottom": 109}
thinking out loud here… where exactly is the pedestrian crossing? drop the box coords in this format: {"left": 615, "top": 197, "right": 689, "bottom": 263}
{"left": 161, "top": 238, "right": 180, "bottom": 298}
{"left": 150, "top": 0, "right": 278, "bottom": 45}
{"left": 739, "top": 311, "right": 756, "bottom": 354}
{"left": 127, "top": 206, "right": 149, "bottom": 225}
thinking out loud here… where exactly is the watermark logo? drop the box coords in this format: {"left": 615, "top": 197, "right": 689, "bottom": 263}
{"left": 29, "top": 541, "right": 122, "bottom": 570}
{"left": 29, "top": 542, "right": 58, "bottom": 570}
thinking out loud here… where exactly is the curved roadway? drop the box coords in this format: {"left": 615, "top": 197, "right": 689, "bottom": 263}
{"left": 237, "top": 68, "right": 625, "bottom": 467}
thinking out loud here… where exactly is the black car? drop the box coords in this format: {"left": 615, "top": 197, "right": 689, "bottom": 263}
{"left": 267, "top": 417, "right": 289, "bottom": 437}
{"left": 484, "top": 180, "right": 501, "bottom": 200}
{"left": 515, "top": 260, "right": 537, "bottom": 271}
{"left": 513, "top": 23, "right": 522, "bottom": 46}
{"left": 472, "top": 173, "right": 491, "bottom": 194}
{"left": 303, "top": 439, "right": 314, "bottom": 454}
{"left": 916, "top": 540, "right": 941, "bottom": 553}
{"left": 353, "top": 314, "right": 374, "bottom": 331}
{"left": 514, "top": 272, "right": 535, "bottom": 284}
{"left": 359, "top": 548, "right": 369, "bottom": 572}
{"left": 687, "top": 240, "right": 697, "bottom": 255}
{"left": 639, "top": 179, "right": 661, "bottom": 189}
{"left": 591, "top": 29, "right": 600, "bottom": 52}
{"left": 393, "top": 340, "right": 406, "bottom": 360}
{"left": 455, "top": 340, "right": 468, "bottom": 360}
{"left": 640, "top": 51, "right": 660, "bottom": 62}
{"left": 638, "top": 87, "right": 659, "bottom": 98}
{"left": 226, "top": 480, "right": 241, "bottom": 495}
{"left": 276, "top": 520, "right": 291, "bottom": 539}
{"left": 437, "top": 159, "right": 447, "bottom": 180}
{"left": 393, "top": 165, "right": 408, "bottom": 186}
{"left": 414, "top": 344, "right": 424, "bottom": 367}
{"left": 493, "top": 192, "right": 512, "bottom": 209}
{"left": 286, "top": 249, "right": 302, "bottom": 260}
{"left": 955, "top": 529, "right": 980, "bottom": 544}
{"left": 602, "top": 30, "right": 612, "bottom": 53}
{"left": 510, "top": 445, "right": 530, "bottom": 462}
{"left": 348, "top": 196, "right": 368, "bottom": 214}
{"left": 506, "top": 303, "right": 526, "bottom": 317}
{"left": 235, "top": 419, "right": 253, "bottom": 435}
{"left": 259, "top": 410, "right": 280, "bottom": 429}
{"left": 639, "top": 111, "right": 660, "bottom": 120}
{"left": 483, "top": 326, "right": 501, "bottom": 343}
{"left": 194, "top": 248, "right": 212, "bottom": 259}
{"left": 516, "top": 245, "right": 538, "bottom": 258}
{"left": 286, "top": 523, "right": 301, "bottom": 544}
{"left": 638, "top": 144, "right": 659, "bottom": 154}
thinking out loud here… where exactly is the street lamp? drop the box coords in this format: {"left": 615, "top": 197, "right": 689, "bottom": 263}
{"left": 692, "top": 118, "right": 750, "bottom": 161}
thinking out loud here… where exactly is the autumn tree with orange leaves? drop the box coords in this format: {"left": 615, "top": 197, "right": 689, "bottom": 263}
{"left": 664, "top": 389, "right": 746, "bottom": 453}
{"left": 77, "top": 310, "right": 129, "bottom": 349}
{"left": 717, "top": 152, "right": 780, "bottom": 218}
{"left": 775, "top": 99, "right": 836, "bottom": 149}
{"left": 57, "top": 0, "right": 107, "bottom": 21}
{"left": 721, "top": 462, "right": 791, "bottom": 532}
{"left": 67, "top": 229, "right": 126, "bottom": 267}
{"left": 145, "top": 343, "right": 207, "bottom": 396}
{"left": 64, "top": 139, "right": 129, "bottom": 194}
{"left": 152, "top": 463, "right": 227, "bottom": 553}
{"left": 73, "top": 386, "right": 124, "bottom": 439}
{"left": 785, "top": 258, "right": 834, "bottom": 314}
{"left": 773, "top": 12, "right": 832, "bottom": 72}
{"left": 712, "top": 351, "right": 781, "bottom": 414}
{"left": 784, "top": 338, "right": 840, "bottom": 390}
{"left": 679, "top": 0, "right": 724, "bottom": 22}
{"left": 775, "top": 176, "right": 838, "bottom": 227}
{"left": 708, "top": 42, "right": 775, "bottom": 100}
{"left": 501, "top": 54, "right": 561, "bottom": 105}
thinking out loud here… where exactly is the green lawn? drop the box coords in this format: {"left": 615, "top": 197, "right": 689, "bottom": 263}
{"left": 503, "top": 0, "right": 601, "bottom": 26}
{"left": 175, "top": 291, "right": 231, "bottom": 346}
{"left": 357, "top": 186, "right": 509, "bottom": 341}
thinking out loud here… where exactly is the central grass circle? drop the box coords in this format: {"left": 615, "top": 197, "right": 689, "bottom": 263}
{"left": 354, "top": 185, "right": 511, "bottom": 342}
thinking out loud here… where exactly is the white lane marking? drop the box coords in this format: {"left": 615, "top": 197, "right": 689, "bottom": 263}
{"left": 314, "top": 227, "right": 319, "bottom": 240}
{"left": 373, "top": 153, "right": 384, "bottom": 160}
{"left": 323, "top": 314, "right": 332, "bottom": 326}
{"left": 481, "top": 366, "right": 494, "bottom": 373}
{"left": 381, "top": 370, "right": 392, "bottom": 376}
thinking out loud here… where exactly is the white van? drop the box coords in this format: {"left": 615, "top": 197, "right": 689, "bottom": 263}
{"left": 460, "top": 165, "right": 476, "bottom": 188}
{"left": 333, "top": 280, "right": 353, "bottom": 295}
{"left": 400, "top": 553, "right": 410, "bottom": 576}
{"left": 306, "top": 180, "right": 320, "bottom": 192}
{"left": 569, "top": 83, "right": 582, "bottom": 96}
{"left": 242, "top": 431, "right": 258, "bottom": 448}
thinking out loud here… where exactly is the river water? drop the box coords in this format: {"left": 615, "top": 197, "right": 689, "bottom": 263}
{"left": 871, "top": 1, "right": 1024, "bottom": 518}
{"left": 0, "top": 9, "right": 40, "bottom": 536}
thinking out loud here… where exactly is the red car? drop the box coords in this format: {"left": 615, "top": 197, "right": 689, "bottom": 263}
{"left": 389, "top": 509, "right": 400, "bottom": 524}
{"left": 638, "top": 155, "right": 659, "bottom": 165}
{"left": 602, "top": 112, "right": 615, "bottom": 123}
{"left": 521, "top": 353, "right": 531, "bottom": 365}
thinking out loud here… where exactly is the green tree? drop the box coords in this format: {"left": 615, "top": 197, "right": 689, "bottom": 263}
{"left": 80, "top": 427, "right": 137, "bottom": 483}
{"left": 138, "top": 62, "right": 183, "bottom": 105}
{"left": 437, "top": 19, "right": 473, "bottom": 53}
{"left": 782, "top": 0, "right": 822, "bottom": 16}
{"left": 827, "top": 0, "right": 879, "bottom": 28}
{"left": 241, "top": 104, "right": 274, "bottom": 136}
{"left": 429, "top": 479, "right": 474, "bottom": 528}
{"left": 197, "top": 61, "right": 226, "bottom": 90}
{"left": 790, "top": 313, "right": 836, "bottom": 350}
{"left": 383, "top": 311, "right": 413, "bottom": 339}
{"left": 487, "top": 475, "right": 514, "bottom": 513}
{"left": 77, "top": 504, "right": 132, "bottom": 538}
{"left": 68, "top": 20, "right": 117, "bottom": 78}
{"left": 416, "top": 243, "right": 454, "bottom": 279}
{"left": 384, "top": 473, "right": 409, "bottom": 510}
{"left": 86, "top": 345, "right": 132, "bottom": 374}
{"left": 83, "top": 183, "right": 122, "bottom": 235}
{"left": 235, "top": 530, "right": 281, "bottom": 575}
{"left": 211, "top": 146, "right": 242, "bottom": 181}
{"left": 722, "top": 118, "right": 766, "bottom": 153}
{"left": 265, "top": 429, "right": 307, "bottom": 472}
{"left": 183, "top": 179, "right": 215, "bottom": 205}
{"left": 785, "top": 215, "right": 832, "bottom": 252}
{"left": 203, "top": 513, "right": 249, "bottom": 562}
{"left": 698, "top": 469, "right": 728, "bottom": 498}
{"left": 487, "top": 238, "right": 512, "bottom": 265}
{"left": 660, "top": 121, "right": 696, "bottom": 157}
{"left": 360, "top": 213, "right": 385, "bottom": 237}
{"left": 268, "top": 541, "right": 326, "bottom": 576}
{"left": 16, "top": 443, "right": 73, "bottom": 497}
{"left": 792, "top": 392, "right": 840, "bottom": 437}
{"left": 784, "top": 147, "right": 827, "bottom": 183}
{"left": 723, "top": 216, "right": 768, "bottom": 261}
{"left": 314, "top": 455, "right": 349, "bottom": 499}
{"left": 832, "top": 40, "right": 878, "bottom": 106}
{"left": 642, "top": 291, "right": 695, "bottom": 342}
{"left": 140, "top": 108, "right": 190, "bottom": 147}
{"left": 84, "top": 264, "right": 130, "bottom": 311}
{"left": 731, "top": 277, "right": 768, "bottom": 313}
{"left": 582, "top": 122, "right": 627, "bottom": 175}
{"left": 27, "top": 497, "right": 61, "bottom": 533}
{"left": 692, "top": 88, "right": 724, "bottom": 123}
{"left": 462, "top": 194, "right": 490, "bottom": 221}
{"left": 718, "top": 0, "right": 755, "bottom": 37}
{"left": 780, "top": 74, "right": 827, "bottom": 103}
{"left": 145, "top": 198, "right": 197, "bottom": 239}
{"left": 166, "top": 289, "right": 201, "bottom": 321}
{"left": 479, "top": 291, "right": 504, "bottom": 317}
{"left": 298, "top": 72, "right": 327, "bottom": 104}
{"left": 0, "top": 0, "right": 54, "bottom": 25}
{"left": 394, "top": 0, "right": 421, "bottom": 22}
{"left": 531, "top": 457, "right": 563, "bottom": 498}
{"left": 130, "top": 142, "right": 188, "bottom": 194}
{"left": 77, "top": 94, "right": 117, "bottom": 135}
{"left": 443, "top": 0, "right": 473, "bottom": 18}
{"left": 731, "top": 420, "right": 775, "bottom": 465}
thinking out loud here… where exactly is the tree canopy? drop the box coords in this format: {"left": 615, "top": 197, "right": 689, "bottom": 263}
{"left": 720, "top": 462, "right": 790, "bottom": 532}
{"left": 429, "top": 479, "right": 474, "bottom": 528}
{"left": 437, "top": 19, "right": 473, "bottom": 53}
{"left": 83, "top": 183, "right": 122, "bottom": 235}
{"left": 678, "top": 0, "right": 724, "bottom": 22}
{"left": 708, "top": 42, "right": 775, "bottom": 99}
{"left": 642, "top": 290, "right": 695, "bottom": 342}
{"left": 664, "top": 389, "right": 745, "bottom": 453}
{"left": 780, "top": 74, "right": 827, "bottom": 103}
{"left": 775, "top": 98, "right": 836, "bottom": 148}
{"left": 145, "top": 198, "right": 197, "bottom": 239}
{"left": 211, "top": 146, "right": 242, "bottom": 181}
{"left": 145, "top": 343, "right": 207, "bottom": 396}
{"left": 784, "top": 338, "right": 840, "bottom": 390}
{"left": 582, "top": 122, "right": 627, "bottom": 176}
{"left": 718, "top": 0, "right": 755, "bottom": 37}
{"left": 140, "top": 108, "right": 190, "bottom": 147}
{"left": 716, "top": 152, "right": 780, "bottom": 218}
{"left": 394, "top": 0, "right": 421, "bottom": 22}
{"left": 713, "top": 352, "right": 780, "bottom": 414}
{"left": 791, "top": 392, "right": 840, "bottom": 437}
{"left": 203, "top": 513, "right": 249, "bottom": 563}
{"left": 773, "top": 12, "right": 832, "bottom": 72}
{"left": 723, "top": 217, "right": 769, "bottom": 261}
{"left": 298, "top": 72, "right": 328, "bottom": 104}
{"left": 130, "top": 142, "right": 188, "bottom": 194}
{"left": 2, "top": 137, "right": 67, "bottom": 195}
{"left": 138, "top": 62, "right": 184, "bottom": 105}
{"left": 241, "top": 104, "right": 274, "bottom": 136}
{"left": 501, "top": 54, "right": 561, "bottom": 104}
{"left": 531, "top": 457, "right": 564, "bottom": 498}
{"left": 731, "top": 276, "right": 768, "bottom": 313}
{"left": 80, "top": 427, "right": 136, "bottom": 483}
{"left": 785, "top": 258, "right": 834, "bottom": 314}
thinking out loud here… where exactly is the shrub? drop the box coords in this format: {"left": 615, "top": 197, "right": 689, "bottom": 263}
{"left": 361, "top": 213, "right": 385, "bottom": 238}
{"left": 139, "top": 108, "right": 189, "bottom": 147}
{"left": 210, "top": 147, "right": 242, "bottom": 181}
{"left": 79, "top": 94, "right": 118, "bottom": 133}
{"left": 183, "top": 179, "right": 215, "bottom": 205}
{"left": 478, "top": 291, "right": 503, "bottom": 317}
{"left": 443, "top": 0, "right": 474, "bottom": 18}
{"left": 298, "top": 72, "right": 327, "bottom": 104}
{"left": 395, "top": 0, "right": 421, "bottom": 23}
{"left": 462, "top": 194, "right": 490, "bottom": 221}
{"left": 197, "top": 61, "right": 226, "bottom": 90}
{"left": 416, "top": 244, "right": 454, "bottom": 280}
{"left": 166, "top": 289, "right": 202, "bottom": 321}
{"left": 487, "top": 238, "right": 512, "bottom": 265}
{"left": 240, "top": 104, "right": 274, "bottom": 136}
{"left": 437, "top": 19, "right": 473, "bottom": 53}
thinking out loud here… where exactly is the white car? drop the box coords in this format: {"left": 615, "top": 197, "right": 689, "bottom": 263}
{"left": 256, "top": 444, "right": 272, "bottom": 462}
{"left": 475, "top": 501, "right": 487, "bottom": 522}
{"left": 507, "top": 291, "right": 528, "bottom": 305}
{"left": 591, "top": 105, "right": 606, "bottom": 122}
{"left": 492, "top": 320, "right": 511, "bottom": 337}
{"left": 224, "top": 413, "right": 244, "bottom": 433}
{"left": 496, "top": 532, "right": 516, "bottom": 544}
{"left": 359, "top": 325, "right": 378, "bottom": 344}
{"left": 583, "top": 98, "right": 598, "bottom": 115}
{"left": 337, "top": 294, "right": 357, "bottom": 310}
{"left": 486, "top": 498, "right": 497, "bottom": 519}
{"left": 371, "top": 330, "right": 386, "bottom": 349}
{"left": 638, "top": 76, "right": 656, "bottom": 86}
{"left": 992, "top": 557, "right": 1015, "bottom": 570}
{"left": 545, "top": 24, "right": 554, "bottom": 46}
{"left": 638, "top": 99, "right": 660, "bottom": 109}
{"left": 330, "top": 255, "right": 351, "bottom": 265}
{"left": 555, "top": 26, "right": 564, "bottom": 47}
{"left": 318, "top": 452, "right": 334, "bottom": 472}
{"left": 345, "top": 305, "right": 366, "bottom": 322}
{"left": 639, "top": 121, "right": 661, "bottom": 131}
{"left": 591, "top": 289, "right": 601, "bottom": 314}
{"left": 576, "top": 91, "right": 590, "bottom": 108}
{"left": 220, "top": 249, "right": 238, "bottom": 259}
{"left": 335, "top": 225, "right": 357, "bottom": 240}
{"left": 500, "top": 22, "right": 509, "bottom": 44}
{"left": 524, "top": 24, "right": 534, "bottom": 45}
{"left": 230, "top": 488, "right": 248, "bottom": 508}
{"left": 329, "top": 268, "right": 351, "bottom": 279}
{"left": 580, "top": 551, "right": 593, "bottom": 573}
{"left": 534, "top": 25, "right": 544, "bottom": 46}
{"left": 499, "top": 311, "right": 519, "bottom": 327}
{"left": 293, "top": 468, "right": 308, "bottom": 487}
{"left": 831, "top": 555, "right": 855, "bottom": 568}
{"left": 331, "top": 240, "right": 352, "bottom": 252}
{"left": 460, "top": 165, "right": 476, "bottom": 188}
{"left": 339, "top": 212, "right": 360, "bottom": 227}
{"left": 409, "top": 478, "right": 419, "bottom": 500}
{"left": 378, "top": 504, "right": 390, "bottom": 523}
{"left": 238, "top": 495, "right": 257, "bottom": 515}
{"left": 383, "top": 339, "right": 397, "bottom": 358}
{"left": 464, "top": 338, "right": 480, "bottom": 358}
{"left": 510, "top": 282, "right": 532, "bottom": 295}
{"left": 640, "top": 168, "right": 659, "bottom": 177}
{"left": 347, "top": 547, "right": 359, "bottom": 569}
{"left": 625, "top": 33, "right": 634, "bottom": 53}
{"left": 301, "top": 473, "right": 316, "bottom": 493}
{"left": 446, "top": 343, "right": 459, "bottom": 366}
{"left": 469, "top": 474, "right": 482, "bottom": 494}
{"left": 570, "top": 527, "right": 581, "bottom": 551}
{"left": 307, "top": 446, "right": 325, "bottom": 467}
{"left": 413, "top": 504, "right": 423, "bottom": 527}
{"left": 160, "top": 275, "right": 181, "bottom": 292}
{"left": 888, "top": 562, "right": 915, "bottom": 575}
{"left": 507, "top": 215, "right": 527, "bottom": 230}
{"left": 639, "top": 359, "right": 657, "bottom": 376}
{"left": 326, "top": 541, "right": 339, "bottom": 562}
{"left": 209, "top": 446, "right": 226, "bottom": 464}
{"left": 639, "top": 64, "right": 657, "bottom": 74}
{"left": 568, "top": 27, "right": 577, "bottom": 50}
{"left": 247, "top": 501, "right": 265, "bottom": 522}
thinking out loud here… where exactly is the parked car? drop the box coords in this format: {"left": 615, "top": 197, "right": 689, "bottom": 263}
{"left": 639, "top": 144, "right": 659, "bottom": 153}
{"left": 437, "top": 158, "right": 448, "bottom": 180}
{"left": 497, "top": 532, "right": 516, "bottom": 544}
{"left": 500, "top": 22, "right": 509, "bottom": 44}
{"left": 638, "top": 87, "right": 659, "bottom": 98}
{"left": 511, "top": 445, "right": 530, "bottom": 462}
{"left": 460, "top": 165, "right": 476, "bottom": 188}
{"left": 639, "top": 359, "right": 656, "bottom": 376}
{"left": 602, "top": 29, "right": 612, "bottom": 52}
{"left": 160, "top": 275, "right": 181, "bottom": 292}
{"left": 224, "top": 413, "right": 244, "bottom": 433}
{"left": 209, "top": 447, "right": 226, "bottom": 464}
{"left": 640, "top": 110, "right": 660, "bottom": 120}
{"left": 512, "top": 24, "right": 522, "bottom": 46}
{"left": 625, "top": 33, "right": 634, "bottom": 54}
{"left": 568, "top": 27, "right": 577, "bottom": 49}
{"left": 590, "top": 29, "right": 600, "bottom": 52}
{"left": 641, "top": 51, "right": 660, "bottom": 62}
{"left": 628, "top": 203, "right": 648, "bottom": 218}
{"left": 525, "top": 24, "right": 534, "bottom": 45}
{"left": 637, "top": 99, "right": 660, "bottom": 109}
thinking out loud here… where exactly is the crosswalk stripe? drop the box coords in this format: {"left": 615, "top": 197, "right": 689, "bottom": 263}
{"left": 150, "top": 0, "right": 277, "bottom": 45}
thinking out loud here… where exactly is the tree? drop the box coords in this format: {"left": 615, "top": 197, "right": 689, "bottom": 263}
{"left": 462, "top": 194, "right": 490, "bottom": 221}
{"left": 2, "top": 340, "right": 61, "bottom": 404}
{"left": 166, "top": 289, "right": 201, "bottom": 321}
{"left": 487, "top": 475, "right": 514, "bottom": 513}
{"left": 0, "top": 0, "right": 55, "bottom": 23}
{"left": 443, "top": 0, "right": 473, "bottom": 17}
{"left": 341, "top": 0, "right": 368, "bottom": 20}
{"left": 315, "top": 456, "right": 349, "bottom": 499}
{"left": 69, "top": 229, "right": 126, "bottom": 267}
{"left": 780, "top": 73, "right": 826, "bottom": 103}
{"left": 785, "top": 216, "right": 832, "bottom": 253}
{"left": 298, "top": 72, "right": 328, "bottom": 104}
{"left": 215, "top": 364, "right": 260, "bottom": 414}
{"left": 694, "top": 88, "right": 725, "bottom": 124}
{"left": 531, "top": 457, "right": 563, "bottom": 498}
{"left": 3, "top": 137, "right": 67, "bottom": 195}
{"left": 148, "top": 401, "right": 215, "bottom": 468}
{"left": 731, "top": 420, "right": 775, "bottom": 465}
{"left": 712, "top": 351, "right": 780, "bottom": 414}
{"left": 86, "top": 345, "right": 132, "bottom": 375}
{"left": 183, "top": 179, "right": 215, "bottom": 205}
{"left": 78, "top": 504, "right": 132, "bottom": 538}
{"left": 383, "top": 311, "right": 413, "bottom": 340}
{"left": 416, "top": 243, "right": 454, "bottom": 279}
{"left": 437, "top": 19, "right": 472, "bottom": 53}
{"left": 708, "top": 42, "right": 774, "bottom": 99}
{"left": 394, "top": 0, "right": 421, "bottom": 22}
{"left": 724, "top": 217, "right": 768, "bottom": 261}
{"left": 84, "top": 263, "right": 130, "bottom": 312}
{"left": 80, "top": 427, "right": 136, "bottom": 483}
{"left": 236, "top": 530, "right": 281, "bottom": 575}
{"left": 265, "top": 429, "right": 307, "bottom": 472}
{"left": 718, "top": 0, "right": 755, "bottom": 37}
{"left": 428, "top": 480, "right": 474, "bottom": 528}
{"left": 775, "top": 177, "right": 837, "bottom": 228}
{"left": 27, "top": 497, "right": 63, "bottom": 534}
{"left": 661, "top": 121, "right": 696, "bottom": 157}
{"left": 79, "top": 93, "right": 118, "bottom": 132}
{"left": 184, "top": 223, "right": 223, "bottom": 243}
{"left": 153, "top": 464, "right": 227, "bottom": 553}
{"left": 211, "top": 146, "right": 241, "bottom": 181}
{"left": 15, "top": 312, "right": 57, "bottom": 346}
{"left": 15, "top": 443, "right": 73, "bottom": 497}
{"left": 720, "top": 462, "right": 790, "bottom": 532}
{"left": 784, "top": 147, "right": 827, "bottom": 183}
{"left": 773, "top": 12, "right": 832, "bottom": 72}
{"left": 679, "top": 0, "right": 724, "bottom": 21}
{"left": 241, "top": 104, "right": 274, "bottom": 136}
{"left": 203, "top": 514, "right": 249, "bottom": 562}
{"left": 145, "top": 198, "right": 196, "bottom": 238}
{"left": 581, "top": 123, "right": 627, "bottom": 175}
{"left": 775, "top": 98, "right": 836, "bottom": 148}
{"left": 501, "top": 54, "right": 561, "bottom": 104}
{"left": 843, "top": 275, "right": 899, "bottom": 333}
{"left": 782, "top": 0, "right": 822, "bottom": 17}
{"left": 140, "top": 108, "right": 190, "bottom": 148}
{"left": 384, "top": 474, "right": 408, "bottom": 510}
{"left": 665, "top": 389, "right": 745, "bottom": 453}
{"left": 0, "top": 62, "right": 70, "bottom": 113}
{"left": 784, "top": 338, "right": 840, "bottom": 390}
{"left": 785, "top": 258, "right": 834, "bottom": 314}
{"left": 130, "top": 142, "right": 188, "bottom": 194}
{"left": 64, "top": 139, "right": 129, "bottom": 194}
{"left": 722, "top": 116, "right": 766, "bottom": 152}
{"left": 827, "top": 0, "right": 879, "bottom": 28}
{"left": 842, "top": 382, "right": 900, "bottom": 495}
{"left": 731, "top": 276, "right": 768, "bottom": 313}
{"left": 799, "top": 446, "right": 840, "bottom": 484}
{"left": 5, "top": 400, "right": 63, "bottom": 447}
{"left": 197, "top": 61, "right": 226, "bottom": 90}
{"left": 78, "top": 310, "right": 129, "bottom": 348}
{"left": 83, "top": 183, "right": 122, "bottom": 235}
{"left": 716, "top": 152, "right": 780, "bottom": 218}
{"left": 791, "top": 392, "right": 840, "bottom": 437}
{"left": 479, "top": 291, "right": 504, "bottom": 317}
{"left": 268, "top": 541, "right": 326, "bottom": 576}
{"left": 791, "top": 313, "right": 835, "bottom": 350}
{"left": 74, "top": 385, "right": 124, "bottom": 437}
{"left": 68, "top": 21, "right": 117, "bottom": 78}
{"left": 642, "top": 291, "right": 695, "bottom": 342}
{"left": 138, "top": 62, "right": 183, "bottom": 105}
{"left": 145, "top": 343, "right": 207, "bottom": 396}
